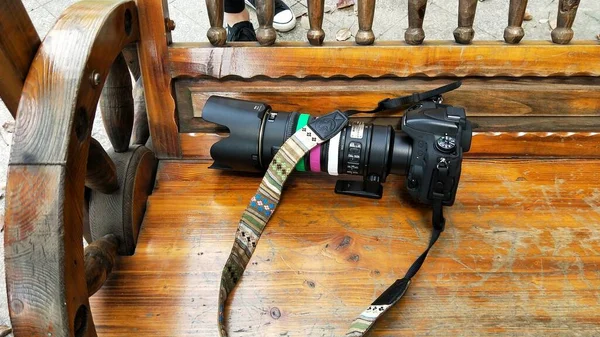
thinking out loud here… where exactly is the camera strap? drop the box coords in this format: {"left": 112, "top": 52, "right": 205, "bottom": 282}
{"left": 345, "top": 81, "right": 462, "bottom": 115}
{"left": 217, "top": 109, "right": 446, "bottom": 336}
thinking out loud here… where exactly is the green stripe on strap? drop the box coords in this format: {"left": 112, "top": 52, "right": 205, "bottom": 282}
{"left": 295, "top": 114, "right": 310, "bottom": 171}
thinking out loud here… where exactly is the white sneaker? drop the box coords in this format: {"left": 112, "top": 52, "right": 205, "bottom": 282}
{"left": 244, "top": 0, "right": 297, "bottom": 32}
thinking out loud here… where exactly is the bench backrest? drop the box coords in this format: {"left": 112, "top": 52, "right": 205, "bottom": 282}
{"left": 133, "top": 0, "right": 599, "bottom": 162}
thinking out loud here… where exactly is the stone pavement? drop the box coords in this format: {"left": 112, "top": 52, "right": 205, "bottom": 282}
{"left": 0, "top": 0, "right": 598, "bottom": 333}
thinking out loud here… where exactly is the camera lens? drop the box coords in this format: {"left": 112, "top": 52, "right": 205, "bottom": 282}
{"left": 260, "top": 110, "right": 412, "bottom": 182}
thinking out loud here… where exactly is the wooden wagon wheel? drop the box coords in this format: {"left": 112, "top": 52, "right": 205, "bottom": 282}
{"left": 4, "top": 1, "right": 154, "bottom": 335}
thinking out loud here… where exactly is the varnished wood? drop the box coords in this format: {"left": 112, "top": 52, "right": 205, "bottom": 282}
{"left": 4, "top": 1, "right": 139, "bottom": 336}
{"left": 454, "top": 0, "right": 478, "bottom": 44}
{"left": 89, "top": 160, "right": 600, "bottom": 335}
{"left": 122, "top": 43, "right": 141, "bottom": 80}
{"left": 137, "top": 0, "right": 182, "bottom": 158}
{"left": 132, "top": 76, "right": 150, "bottom": 145}
{"left": 355, "top": 0, "right": 376, "bottom": 45}
{"left": 0, "top": 0, "right": 41, "bottom": 117}
{"left": 205, "top": 0, "right": 227, "bottom": 46}
{"left": 85, "top": 234, "right": 119, "bottom": 296}
{"left": 307, "top": 0, "right": 325, "bottom": 45}
{"left": 168, "top": 42, "right": 600, "bottom": 79}
{"left": 256, "top": 0, "right": 277, "bottom": 46}
{"left": 551, "top": 0, "right": 580, "bottom": 45}
{"left": 175, "top": 77, "right": 600, "bottom": 125}
{"left": 100, "top": 53, "right": 134, "bottom": 152}
{"left": 89, "top": 146, "right": 157, "bottom": 255}
{"left": 504, "top": 0, "right": 528, "bottom": 44}
{"left": 180, "top": 131, "right": 600, "bottom": 160}
{"left": 86, "top": 138, "right": 119, "bottom": 194}
{"left": 405, "top": 0, "right": 427, "bottom": 45}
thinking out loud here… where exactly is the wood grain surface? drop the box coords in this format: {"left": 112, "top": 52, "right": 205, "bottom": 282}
{"left": 0, "top": 0, "right": 41, "bottom": 117}
{"left": 4, "top": 1, "right": 139, "bottom": 336}
{"left": 89, "top": 160, "right": 600, "bottom": 336}
{"left": 137, "top": 0, "right": 182, "bottom": 159}
{"left": 168, "top": 42, "right": 600, "bottom": 79}
{"left": 179, "top": 131, "right": 600, "bottom": 159}
{"left": 174, "top": 77, "right": 600, "bottom": 133}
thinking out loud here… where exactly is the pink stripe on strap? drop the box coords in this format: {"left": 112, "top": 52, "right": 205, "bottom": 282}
{"left": 309, "top": 144, "right": 321, "bottom": 172}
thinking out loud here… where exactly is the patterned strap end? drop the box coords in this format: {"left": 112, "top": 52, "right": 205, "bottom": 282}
{"left": 344, "top": 278, "right": 411, "bottom": 337}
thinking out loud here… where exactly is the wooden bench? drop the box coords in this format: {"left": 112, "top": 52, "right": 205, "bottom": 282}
{"left": 1, "top": 0, "right": 599, "bottom": 336}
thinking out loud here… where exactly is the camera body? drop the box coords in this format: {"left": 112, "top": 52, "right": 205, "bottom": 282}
{"left": 202, "top": 96, "right": 472, "bottom": 206}
{"left": 401, "top": 101, "right": 471, "bottom": 206}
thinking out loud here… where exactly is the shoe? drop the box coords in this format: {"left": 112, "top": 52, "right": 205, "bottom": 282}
{"left": 244, "top": 0, "right": 297, "bottom": 32}
{"left": 227, "top": 21, "right": 258, "bottom": 42}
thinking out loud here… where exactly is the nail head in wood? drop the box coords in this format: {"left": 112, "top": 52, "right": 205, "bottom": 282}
{"left": 165, "top": 18, "right": 176, "bottom": 32}
{"left": 91, "top": 71, "right": 101, "bottom": 87}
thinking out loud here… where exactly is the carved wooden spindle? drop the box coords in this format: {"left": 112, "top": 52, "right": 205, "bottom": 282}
{"left": 122, "top": 44, "right": 141, "bottom": 81}
{"left": 206, "top": 0, "right": 227, "bottom": 46}
{"left": 256, "top": 0, "right": 277, "bottom": 45}
{"left": 504, "top": 0, "right": 528, "bottom": 44}
{"left": 406, "top": 0, "right": 427, "bottom": 45}
{"left": 307, "top": 0, "right": 325, "bottom": 45}
{"left": 551, "top": 0, "right": 580, "bottom": 44}
{"left": 132, "top": 76, "right": 150, "bottom": 145}
{"left": 86, "top": 138, "right": 119, "bottom": 194}
{"left": 356, "top": 0, "right": 376, "bottom": 45}
{"left": 84, "top": 234, "right": 119, "bottom": 296}
{"left": 454, "top": 0, "right": 478, "bottom": 44}
{"left": 100, "top": 53, "right": 134, "bottom": 152}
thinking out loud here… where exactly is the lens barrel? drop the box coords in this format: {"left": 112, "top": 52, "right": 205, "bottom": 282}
{"left": 260, "top": 110, "right": 412, "bottom": 183}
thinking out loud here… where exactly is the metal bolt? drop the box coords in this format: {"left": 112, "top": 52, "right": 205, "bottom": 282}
{"left": 90, "top": 72, "right": 101, "bottom": 87}
{"left": 165, "top": 18, "right": 176, "bottom": 32}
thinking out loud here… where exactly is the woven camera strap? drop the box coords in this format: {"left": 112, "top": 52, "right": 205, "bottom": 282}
{"left": 217, "top": 110, "right": 446, "bottom": 336}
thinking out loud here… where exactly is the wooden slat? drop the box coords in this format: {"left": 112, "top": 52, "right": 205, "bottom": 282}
{"left": 173, "top": 77, "right": 600, "bottom": 132}
{"left": 0, "top": 0, "right": 41, "bottom": 117}
{"left": 137, "top": 0, "right": 181, "bottom": 159}
{"left": 179, "top": 132, "right": 600, "bottom": 159}
{"left": 89, "top": 160, "right": 600, "bottom": 336}
{"left": 5, "top": 1, "right": 139, "bottom": 335}
{"left": 168, "top": 42, "right": 600, "bottom": 79}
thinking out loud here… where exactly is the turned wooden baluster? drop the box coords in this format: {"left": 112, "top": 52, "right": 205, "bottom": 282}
{"left": 206, "top": 0, "right": 227, "bottom": 46}
{"left": 122, "top": 44, "right": 141, "bottom": 81}
{"left": 86, "top": 138, "right": 119, "bottom": 194}
{"left": 256, "top": 0, "right": 277, "bottom": 45}
{"left": 307, "top": 0, "right": 325, "bottom": 45}
{"left": 504, "top": 0, "right": 528, "bottom": 44}
{"left": 356, "top": 0, "right": 376, "bottom": 45}
{"left": 406, "top": 0, "right": 427, "bottom": 45}
{"left": 454, "top": 0, "right": 478, "bottom": 44}
{"left": 100, "top": 53, "right": 134, "bottom": 152}
{"left": 132, "top": 76, "right": 150, "bottom": 145}
{"left": 84, "top": 234, "right": 119, "bottom": 296}
{"left": 551, "top": 0, "right": 580, "bottom": 44}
